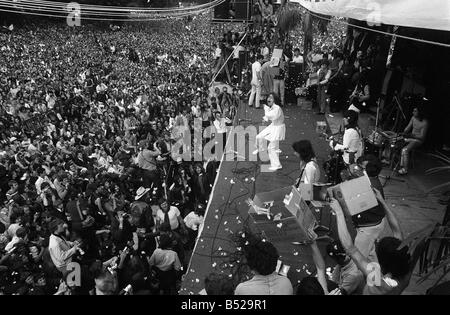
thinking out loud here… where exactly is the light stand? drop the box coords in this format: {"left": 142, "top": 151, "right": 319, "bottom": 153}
{"left": 378, "top": 91, "right": 407, "bottom": 186}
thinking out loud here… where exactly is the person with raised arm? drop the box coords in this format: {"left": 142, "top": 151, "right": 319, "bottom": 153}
{"left": 329, "top": 190, "right": 421, "bottom": 295}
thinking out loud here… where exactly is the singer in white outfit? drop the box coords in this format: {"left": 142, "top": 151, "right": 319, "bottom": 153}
{"left": 253, "top": 93, "right": 286, "bottom": 171}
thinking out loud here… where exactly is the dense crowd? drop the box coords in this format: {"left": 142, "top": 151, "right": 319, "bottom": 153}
{"left": 0, "top": 15, "right": 243, "bottom": 295}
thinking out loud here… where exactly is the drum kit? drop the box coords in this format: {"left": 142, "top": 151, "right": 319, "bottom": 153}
{"left": 364, "top": 129, "right": 406, "bottom": 186}
{"left": 365, "top": 129, "right": 405, "bottom": 159}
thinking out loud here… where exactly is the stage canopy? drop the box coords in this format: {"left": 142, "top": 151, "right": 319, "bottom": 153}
{"left": 292, "top": 0, "right": 450, "bottom": 32}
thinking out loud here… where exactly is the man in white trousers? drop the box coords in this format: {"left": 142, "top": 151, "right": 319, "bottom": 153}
{"left": 252, "top": 93, "right": 286, "bottom": 171}
{"left": 248, "top": 54, "right": 264, "bottom": 108}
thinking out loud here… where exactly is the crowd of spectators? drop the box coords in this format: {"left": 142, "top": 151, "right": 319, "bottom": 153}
{"left": 0, "top": 15, "right": 241, "bottom": 295}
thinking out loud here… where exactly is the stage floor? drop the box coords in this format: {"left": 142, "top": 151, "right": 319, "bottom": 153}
{"left": 180, "top": 100, "right": 341, "bottom": 295}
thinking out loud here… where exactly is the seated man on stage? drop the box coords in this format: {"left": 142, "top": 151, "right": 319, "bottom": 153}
{"left": 398, "top": 106, "right": 428, "bottom": 175}
{"left": 252, "top": 93, "right": 286, "bottom": 171}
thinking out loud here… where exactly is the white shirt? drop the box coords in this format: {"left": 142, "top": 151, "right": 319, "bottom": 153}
{"left": 333, "top": 128, "right": 363, "bottom": 164}
{"left": 213, "top": 118, "right": 231, "bottom": 134}
{"left": 96, "top": 83, "right": 107, "bottom": 94}
{"left": 292, "top": 55, "right": 304, "bottom": 63}
{"left": 235, "top": 273, "right": 293, "bottom": 295}
{"left": 156, "top": 206, "right": 181, "bottom": 231}
{"left": 233, "top": 45, "right": 245, "bottom": 59}
{"left": 251, "top": 61, "right": 262, "bottom": 85}
{"left": 148, "top": 248, "right": 181, "bottom": 272}
{"left": 261, "top": 47, "right": 270, "bottom": 59}
{"left": 48, "top": 234, "right": 78, "bottom": 269}
{"left": 184, "top": 211, "right": 204, "bottom": 231}
{"left": 214, "top": 47, "right": 221, "bottom": 59}
{"left": 300, "top": 160, "right": 320, "bottom": 184}
{"left": 191, "top": 105, "right": 201, "bottom": 118}
{"left": 35, "top": 176, "right": 54, "bottom": 194}
{"left": 7, "top": 223, "right": 21, "bottom": 239}
{"left": 5, "top": 236, "right": 21, "bottom": 252}
{"left": 45, "top": 95, "right": 55, "bottom": 109}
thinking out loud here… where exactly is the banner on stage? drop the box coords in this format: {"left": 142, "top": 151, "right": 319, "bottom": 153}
{"left": 293, "top": 0, "right": 450, "bottom": 32}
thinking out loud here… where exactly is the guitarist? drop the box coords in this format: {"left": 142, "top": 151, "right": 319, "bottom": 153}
{"left": 348, "top": 65, "right": 371, "bottom": 113}
{"left": 330, "top": 110, "right": 363, "bottom": 165}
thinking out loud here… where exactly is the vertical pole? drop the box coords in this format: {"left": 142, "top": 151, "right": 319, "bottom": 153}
{"left": 386, "top": 25, "right": 399, "bottom": 68}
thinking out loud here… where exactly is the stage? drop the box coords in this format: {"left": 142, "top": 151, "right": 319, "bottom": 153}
{"left": 180, "top": 100, "right": 343, "bottom": 295}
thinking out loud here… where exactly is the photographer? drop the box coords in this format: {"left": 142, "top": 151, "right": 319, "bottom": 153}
{"left": 136, "top": 140, "right": 161, "bottom": 189}
{"left": 48, "top": 218, "right": 82, "bottom": 276}
{"left": 53, "top": 172, "right": 70, "bottom": 201}
{"left": 35, "top": 167, "right": 54, "bottom": 195}
{"left": 66, "top": 191, "right": 97, "bottom": 258}
{"left": 110, "top": 209, "right": 133, "bottom": 251}
{"left": 39, "top": 182, "right": 57, "bottom": 210}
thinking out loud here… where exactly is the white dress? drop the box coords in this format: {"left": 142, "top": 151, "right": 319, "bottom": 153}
{"left": 258, "top": 104, "right": 286, "bottom": 142}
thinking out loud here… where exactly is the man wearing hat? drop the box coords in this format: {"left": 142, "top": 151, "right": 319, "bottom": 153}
{"left": 129, "top": 187, "right": 155, "bottom": 251}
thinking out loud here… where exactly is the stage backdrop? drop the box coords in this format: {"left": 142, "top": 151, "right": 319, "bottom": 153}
{"left": 292, "top": 0, "right": 450, "bottom": 32}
